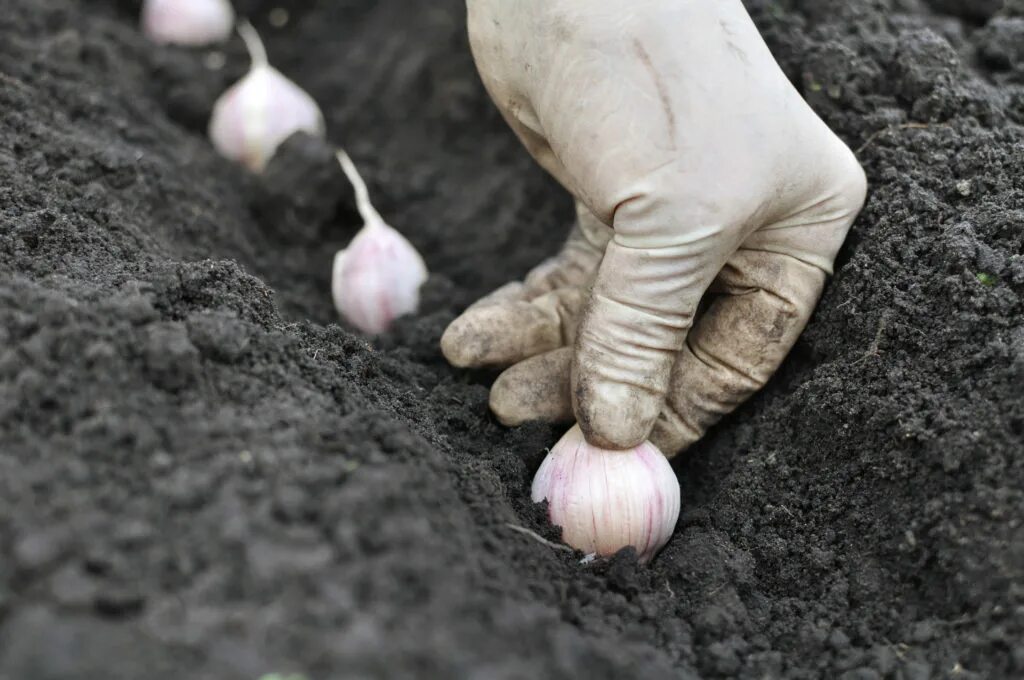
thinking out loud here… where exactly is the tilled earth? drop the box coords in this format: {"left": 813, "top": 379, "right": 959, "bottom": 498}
{"left": 1, "top": 0, "right": 1022, "bottom": 678}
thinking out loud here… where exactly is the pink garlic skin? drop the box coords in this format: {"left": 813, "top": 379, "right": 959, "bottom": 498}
{"left": 332, "top": 220, "right": 429, "bottom": 335}
{"left": 141, "top": 0, "right": 235, "bottom": 46}
{"left": 208, "top": 66, "right": 326, "bottom": 172}
{"left": 531, "top": 424, "right": 681, "bottom": 563}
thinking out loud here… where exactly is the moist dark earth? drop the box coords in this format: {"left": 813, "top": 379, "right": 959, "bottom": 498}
{"left": 1, "top": 0, "right": 1022, "bottom": 678}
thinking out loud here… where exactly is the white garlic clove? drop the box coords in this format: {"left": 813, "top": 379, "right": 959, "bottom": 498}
{"left": 331, "top": 151, "right": 428, "bottom": 335}
{"left": 331, "top": 222, "right": 429, "bottom": 335}
{"left": 141, "top": 0, "right": 235, "bottom": 46}
{"left": 208, "top": 21, "right": 325, "bottom": 172}
{"left": 531, "top": 424, "right": 681, "bottom": 563}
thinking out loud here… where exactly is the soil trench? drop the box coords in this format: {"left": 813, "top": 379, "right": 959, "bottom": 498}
{"left": 1, "top": 0, "right": 1022, "bottom": 678}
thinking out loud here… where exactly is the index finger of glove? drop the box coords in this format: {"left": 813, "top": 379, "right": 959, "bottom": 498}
{"left": 441, "top": 287, "right": 586, "bottom": 368}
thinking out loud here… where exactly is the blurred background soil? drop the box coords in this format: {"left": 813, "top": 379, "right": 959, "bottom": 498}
{"left": 0, "top": 0, "right": 1021, "bottom": 678}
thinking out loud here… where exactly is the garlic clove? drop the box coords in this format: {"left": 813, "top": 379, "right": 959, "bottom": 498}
{"left": 331, "top": 223, "right": 429, "bottom": 334}
{"left": 331, "top": 151, "right": 428, "bottom": 335}
{"left": 209, "top": 67, "right": 325, "bottom": 171}
{"left": 141, "top": 0, "right": 235, "bottom": 46}
{"left": 531, "top": 424, "right": 681, "bottom": 563}
{"left": 208, "top": 21, "right": 325, "bottom": 172}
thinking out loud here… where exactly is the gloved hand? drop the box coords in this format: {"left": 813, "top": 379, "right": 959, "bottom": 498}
{"left": 443, "top": 0, "right": 868, "bottom": 454}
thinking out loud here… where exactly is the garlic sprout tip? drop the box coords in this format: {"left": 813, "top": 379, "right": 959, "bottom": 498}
{"left": 337, "top": 150, "right": 385, "bottom": 227}
{"left": 236, "top": 19, "right": 269, "bottom": 68}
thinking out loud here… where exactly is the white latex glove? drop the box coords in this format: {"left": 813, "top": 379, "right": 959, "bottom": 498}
{"left": 443, "top": 0, "right": 867, "bottom": 454}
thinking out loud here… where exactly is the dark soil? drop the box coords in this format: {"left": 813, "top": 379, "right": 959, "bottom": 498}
{"left": 1, "top": 0, "right": 1022, "bottom": 678}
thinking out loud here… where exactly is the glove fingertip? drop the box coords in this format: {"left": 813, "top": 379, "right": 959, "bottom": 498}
{"left": 440, "top": 315, "right": 484, "bottom": 367}
{"left": 490, "top": 348, "right": 574, "bottom": 426}
{"left": 489, "top": 375, "right": 531, "bottom": 427}
{"left": 573, "top": 378, "right": 661, "bottom": 450}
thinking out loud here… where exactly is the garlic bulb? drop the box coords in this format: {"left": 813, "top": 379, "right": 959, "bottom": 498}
{"left": 141, "top": 0, "right": 235, "bottom": 46}
{"left": 208, "top": 21, "right": 325, "bottom": 172}
{"left": 531, "top": 425, "right": 680, "bottom": 563}
{"left": 332, "top": 151, "right": 428, "bottom": 335}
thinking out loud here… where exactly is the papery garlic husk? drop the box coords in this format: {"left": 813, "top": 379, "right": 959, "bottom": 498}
{"left": 208, "top": 21, "right": 325, "bottom": 172}
{"left": 332, "top": 151, "right": 428, "bottom": 335}
{"left": 531, "top": 424, "right": 681, "bottom": 563}
{"left": 141, "top": 0, "right": 235, "bottom": 46}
